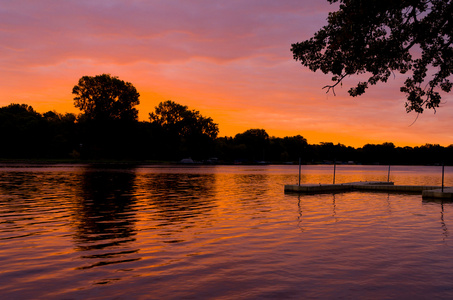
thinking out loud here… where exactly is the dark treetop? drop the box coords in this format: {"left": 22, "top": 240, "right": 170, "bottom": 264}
{"left": 150, "top": 100, "right": 219, "bottom": 140}
{"left": 291, "top": 0, "right": 453, "bottom": 113}
{"left": 73, "top": 74, "right": 140, "bottom": 122}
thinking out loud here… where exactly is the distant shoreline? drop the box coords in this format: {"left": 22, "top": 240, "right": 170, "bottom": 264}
{"left": 0, "top": 158, "right": 449, "bottom": 167}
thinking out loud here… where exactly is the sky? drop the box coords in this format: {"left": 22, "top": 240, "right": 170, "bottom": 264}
{"left": 1, "top": 0, "right": 452, "bottom": 147}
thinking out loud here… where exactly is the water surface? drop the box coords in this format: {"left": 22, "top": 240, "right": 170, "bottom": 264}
{"left": 1, "top": 164, "right": 453, "bottom": 299}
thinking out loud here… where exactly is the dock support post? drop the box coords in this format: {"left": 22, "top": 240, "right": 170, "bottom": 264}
{"left": 387, "top": 165, "right": 391, "bottom": 182}
{"left": 442, "top": 163, "right": 445, "bottom": 192}
{"left": 333, "top": 160, "right": 336, "bottom": 184}
{"left": 298, "top": 158, "right": 301, "bottom": 186}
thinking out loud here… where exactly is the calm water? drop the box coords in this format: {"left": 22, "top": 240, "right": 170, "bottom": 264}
{"left": 1, "top": 164, "right": 453, "bottom": 299}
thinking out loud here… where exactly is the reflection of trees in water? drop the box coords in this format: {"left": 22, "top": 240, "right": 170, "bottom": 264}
{"left": 0, "top": 170, "right": 78, "bottom": 199}
{"left": 142, "top": 173, "right": 217, "bottom": 229}
{"left": 0, "top": 170, "right": 80, "bottom": 236}
{"left": 0, "top": 172, "right": 40, "bottom": 195}
{"left": 0, "top": 168, "right": 142, "bottom": 279}
{"left": 0, "top": 172, "right": 47, "bottom": 217}
{"left": 72, "top": 167, "right": 139, "bottom": 257}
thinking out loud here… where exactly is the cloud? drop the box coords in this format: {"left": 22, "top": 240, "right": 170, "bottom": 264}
{"left": 0, "top": 0, "right": 451, "bottom": 147}
{"left": 1, "top": 0, "right": 332, "bottom": 65}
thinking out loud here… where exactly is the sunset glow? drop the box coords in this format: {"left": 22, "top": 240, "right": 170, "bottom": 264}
{"left": 1, "top": 0, "right": 452, "bottom": 147}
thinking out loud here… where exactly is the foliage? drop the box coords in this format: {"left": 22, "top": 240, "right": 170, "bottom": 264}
{"left": 72, "top": 74, "right": 140, "bottom": 122}
{"left": 311, "top": 142, "right": 355, "bottom": 162}
{"left": 150, "top": 100, "right": 218, "bottom": 139}
{"left": 235, "top": 129, "right": 269, "bottom": 145}
{"left": 0, "top": 104, "right": 77, "bottom": 158}
{"left": 149, "top": 101, "right": 219, "bottom": 159}
{"left": 0, "top": 104, "right": 42, "bottom": 157}
{"left": 2, "top": 101, "right": 453, "bottom": 164}
{"left": 269, "top": 135, "right": 309, "bottom": 162}
{"left": 71, "top": 74, "right": 141, "bottom": 158}
{"left": 234, "top": 129, "right": 270, "bottom": 161}
{"left": 42, "top": 111, "right": 78, "bottom": 157}
{"left": 291, "top": 0, "right": 453, "bottom": 113}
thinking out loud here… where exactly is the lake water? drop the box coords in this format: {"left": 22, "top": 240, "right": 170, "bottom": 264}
{"left": 1, "top": 164, "right": 453, "bottom": 299}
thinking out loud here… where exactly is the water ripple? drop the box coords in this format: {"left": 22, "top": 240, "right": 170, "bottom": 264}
{"left": 1, "top": 165, "right": 453, "bottom": 299}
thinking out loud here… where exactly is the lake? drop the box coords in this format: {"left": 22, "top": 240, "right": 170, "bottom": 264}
{"left": 1, "top": 164, "right": 453, "bottom": 299}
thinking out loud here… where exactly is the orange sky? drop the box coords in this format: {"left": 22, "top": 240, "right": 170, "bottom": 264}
{"left": 1, "top": 1, "right": 452, "bottom": 147}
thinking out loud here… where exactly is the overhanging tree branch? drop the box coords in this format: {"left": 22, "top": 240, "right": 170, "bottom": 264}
{"left": 291, "top": 0, "right": 453, "bottom": 113}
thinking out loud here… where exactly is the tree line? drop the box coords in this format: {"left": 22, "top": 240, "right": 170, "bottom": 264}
{"left": 1, "top": 74, "right": 452, "bottom": 165}
{"left": 2, "top": 102, "right": 453, "bottom": 165}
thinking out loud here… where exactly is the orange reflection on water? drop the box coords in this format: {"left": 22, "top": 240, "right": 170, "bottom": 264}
{"left": 2, "top": 165, "right": 453, "bottom": 299}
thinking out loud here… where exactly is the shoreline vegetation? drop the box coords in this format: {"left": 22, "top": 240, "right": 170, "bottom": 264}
{"left": 0, "top": 158, "right": 449, "bottom": 167}
{"left": 3, "top": 74, "right": 451, "bottom": 166}
{"left": 1, "top": 99, "right": 452, "bottom": 166}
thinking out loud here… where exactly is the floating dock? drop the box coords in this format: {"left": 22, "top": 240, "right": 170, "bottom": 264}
{"left": 284, "top": 181, "right": 453, "bottom": 200}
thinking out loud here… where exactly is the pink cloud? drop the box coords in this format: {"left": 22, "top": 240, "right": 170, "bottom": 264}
{"left": 1, "top": 0, "right": 332, "bottom": 65}
{"left": 0, "top": 0, "right": 451, "bottom": 147}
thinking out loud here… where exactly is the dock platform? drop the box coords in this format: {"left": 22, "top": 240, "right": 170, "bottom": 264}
{"left": 284, "top": 181, "right": 453, "bottom": 200}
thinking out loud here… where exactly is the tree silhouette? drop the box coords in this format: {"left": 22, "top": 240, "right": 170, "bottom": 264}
{"left": 291, "top": 0, "right": 452, "bottom": 113}
{"left": 234, "top": 129, "right": 270, "bottom": 162}
{"left": 72, "top": 74, "right": 141, "bottom": 159}
{"left": 3, "top": 100, "right": 453, "bottom": 164}
{"left": 150, "top": 101, "right": 219, "bottom": 159}
{"left": 42, "top": 111, "right": 78, "bottom": 157}
{"left": 72, "top": 74, "right": 140, "bottom": 122}
{"left": 0, "top": 104, "right": 81, "bottom": 158}
{"left": 150, "top": 101, "right": 218, "bottom": 139}
{"left": 0, "top": 104, "right": 45, "bottom": 157}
